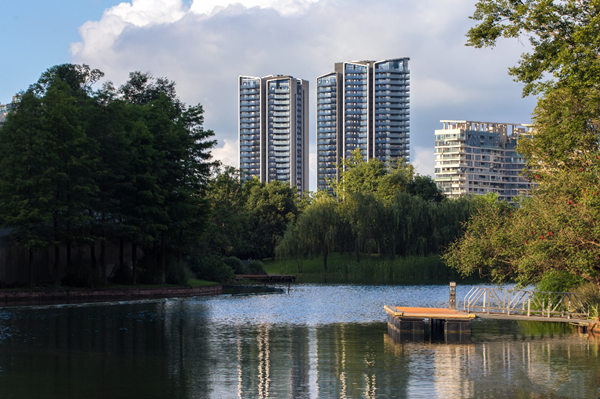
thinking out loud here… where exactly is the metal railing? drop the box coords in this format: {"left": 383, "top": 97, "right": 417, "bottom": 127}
{"left": 464, "top": 287, "right": 589, "bottom": 319}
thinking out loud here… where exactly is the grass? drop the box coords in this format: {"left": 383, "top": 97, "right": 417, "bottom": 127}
{"left": 264, "top": 253, "right": 470, "bottom": 284}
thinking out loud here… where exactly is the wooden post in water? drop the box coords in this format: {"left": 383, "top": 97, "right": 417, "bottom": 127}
{"left": 449, "top": 282, "right": 456, "bottom": 310}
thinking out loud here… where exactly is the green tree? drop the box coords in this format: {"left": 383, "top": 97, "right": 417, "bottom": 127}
{"left": 246, "top": 181, "right": 299, "bottom": 259}
{"left": 444, "top": 1, "right": 600, "bottom": 289}
{"left": 278, "top": 195, "right": 340, "bottom": 271}
{"left": 0, "top": 92, "right": 53, "bottom": 286}
{"left": 200, "top": 165, "right": 255, "bottom": 258}
{"left": 467, "top": 0, "right": 600, "bottom": 96}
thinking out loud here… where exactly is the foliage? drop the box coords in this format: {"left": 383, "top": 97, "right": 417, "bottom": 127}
{"left": 467, "top": 0, "right": 600, "bottom": 97}
{"left": 187, "top": 254, "right": 235, "bottom": 284}
{"left": 276, "top": 153, "right": 472, "bottom": 272}
{"left": 536, "top": 270, "right": 584, "bottom": 293}
{"left": 245, "top": 180, "right": 299, "bottom": 259}
{"left": 248, "top": 260, "right": 266, "bottom": 275}
{"left": 446, "top": 2, "right": 600, "bottom": 290}
{"left": 223, "top": 256, "right": 247, "bottom": 274}
{"left": 0, "top": 64, "right": 216, "bottom": 287}
{"left": 265, "top": 254, "right": 461, "bottom": 283}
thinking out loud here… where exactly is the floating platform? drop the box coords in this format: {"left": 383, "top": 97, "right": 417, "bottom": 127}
{"left": 385, "top": 305, "right": 475, "bottom": 342}
{"left": 234, "top": 274, "right": 296, "bottom": 283}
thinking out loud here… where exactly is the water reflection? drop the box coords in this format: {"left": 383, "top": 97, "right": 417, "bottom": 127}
{"left": 0, "top": 285, "right": 598, "bottom": 398}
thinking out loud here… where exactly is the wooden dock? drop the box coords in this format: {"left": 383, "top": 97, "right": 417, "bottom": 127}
{"left": 385, "top": 305, "right": 475, "bottom": 340}
{"left": 234, "top": 274, "right": 296, "bottom": 283}
{"left": 385, "top": 284, "right": 595, "bottom": 341}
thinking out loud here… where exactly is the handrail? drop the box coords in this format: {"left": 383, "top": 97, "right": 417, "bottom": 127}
{"left": 463, "top": 287, "right": 589, "bottom": 319}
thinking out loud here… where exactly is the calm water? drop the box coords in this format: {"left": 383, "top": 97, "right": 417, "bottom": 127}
{"left": 0, "top": 284, "right": 598, "bottom": 399}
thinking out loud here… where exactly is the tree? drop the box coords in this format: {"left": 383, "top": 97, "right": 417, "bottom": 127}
{"left": 246, "top": 181, "right": 299, "bottom": 259}
{"left": 444, "top": 1, "right": 600, "bottom": 289}
{"left": 0, "top": 92, "right": 53, "bottom": 286}
{"left": 199, "top": 165, "right": 255, "bottom": 258}
{"left": 0, "top": 64, "right": 216, "bottom": 287}
{"left": 467, "top": 0, "right": 600, "bottom": 96}
{"left": 280, "top": 195, "right": 340, "bottom": 271}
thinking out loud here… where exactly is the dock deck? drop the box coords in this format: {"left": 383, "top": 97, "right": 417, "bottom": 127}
{"left": 384, "top": 306, "right": 475, "bottom": 320}
{"left": 234, "top": 274, "right": 296, "bottom": 283}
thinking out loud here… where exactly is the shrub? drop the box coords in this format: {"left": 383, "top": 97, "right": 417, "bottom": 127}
{"left": 248, "top": 260, "right": 266, "bottom": 275}
{"left": 166, "top": 260, "right": 194, "bottom": 285}
{"left": 223, "top": 256, "right": 247, "bottom": 274}
{"left": 187, "top": 254, "right": 235, "bottom": 283}
{"left": 536, "top": 270, "right": 584, "bottom": 292}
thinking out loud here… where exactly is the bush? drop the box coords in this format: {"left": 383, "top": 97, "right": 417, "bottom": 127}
{"left": 187, "top": 254, "right": 235, "bottom": 283}
{"left": 166, "top": 260, "right": 194, "bottom": 285}
{"left": 536, "top": 270, "right": 584, "bottom": 292}
{"left": 223, "top": 256, "right": 247, "bottom": 274}
{"left": 574, "top": 282, "right": 600, "bottom": 318}
{"left": 248, "top": 260, "right": 266, "bottom": 275}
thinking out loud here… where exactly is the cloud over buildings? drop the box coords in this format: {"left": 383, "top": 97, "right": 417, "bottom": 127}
{"left": 71, "top": 0, "right": 537, "bottom": 188}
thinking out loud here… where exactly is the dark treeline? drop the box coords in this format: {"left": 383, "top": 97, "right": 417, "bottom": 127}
{"left": 0, "top": 64, "right": 215, "bottom": 287}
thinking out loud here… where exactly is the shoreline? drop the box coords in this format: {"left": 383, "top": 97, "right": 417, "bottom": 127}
{"left": 0, "top": 285, "right": 222, "bottom": 307}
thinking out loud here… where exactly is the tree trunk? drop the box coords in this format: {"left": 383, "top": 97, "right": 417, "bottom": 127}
{"left": 53, "top": 215, "right": 61, "bottom": 285}
{"left": 160, "top": 231, "right": 166, "bottom": 284}
{"left": 119, "top": 237, "right": 124, "bottom": 268}
{"left": 178, "top": 229, "right": 184, "bottom": 268}
{"left": 323, "top": 248, "right": 328, "bottom": 273}
{"left": 100, "top": 236, "right": 106, "bottom": 286}
{"left": 90, "top": 240, "right": 97, "bottom": 287}
{"left": 66, "top": 241, "right": 73, "bottom": 273}
{"left": 132, "top": 242, "right": 138, "bottom": 286}
{"left": 28, "top": 248, "right": 34, "bottom": 287}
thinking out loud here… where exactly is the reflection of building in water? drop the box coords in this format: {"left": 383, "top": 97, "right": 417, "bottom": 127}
{"left": 315, "top": 324, "right": 409, "bottom": 398}
{"left": 234, "top": 323, "right": 311, "bottom": 398}
{"left": 432, "top": 344, "right": 476, "bottom": 397}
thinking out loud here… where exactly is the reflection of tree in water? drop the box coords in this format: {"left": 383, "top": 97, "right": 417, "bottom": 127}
{"left": 384, "top": 325, "right": 600, "bottom": 399}
{"left": 0, "top": 300, "right": 212, "bottom": 398}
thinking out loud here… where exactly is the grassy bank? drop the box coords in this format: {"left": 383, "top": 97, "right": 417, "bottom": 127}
{"left": 264, "top": 254, "right": 472, "bottom": 283}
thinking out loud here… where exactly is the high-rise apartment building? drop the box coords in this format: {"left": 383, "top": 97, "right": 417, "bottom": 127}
{"left": 434, "top": 120, "right": 533, "bottom": 203}
{"left": 316, "top": 58, "right": 410, "bottom": 192}
{"left": 239, "top": 75, "right": 309, "bottom": 193}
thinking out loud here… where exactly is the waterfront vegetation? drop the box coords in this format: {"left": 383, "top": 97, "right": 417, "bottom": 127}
{"left": 265, "top": 254, "right": 465, "bottom": 283}
{"left": 1, "top": 2, "right": 599, "bottom": 306}
{"left": 443, "top": 0, "right": 600, "bottom": 311}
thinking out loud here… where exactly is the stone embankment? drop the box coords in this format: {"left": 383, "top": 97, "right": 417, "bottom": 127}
{"left": 0, "top": 285, "right": 222, "bottom": 306}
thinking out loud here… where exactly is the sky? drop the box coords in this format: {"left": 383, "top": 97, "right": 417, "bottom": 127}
{"left": 1, "top": 0, "right": 538, "bottom": 191}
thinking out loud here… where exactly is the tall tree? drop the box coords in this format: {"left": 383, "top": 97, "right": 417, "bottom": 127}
{"left": 246, "top": 181, "right": 299, "bottom": 259}
{"left": 444, "top": 1, "right": 600, "bottom": 288}
{"left": 0, "top": 92, "right": 53, "bottom": 286}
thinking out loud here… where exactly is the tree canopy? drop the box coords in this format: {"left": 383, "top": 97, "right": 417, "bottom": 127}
{"left": 0, "top": 64, "right": 216, "bottom": 286}
{"left": 445, "top": 1, "right": 600, "bottom": 290}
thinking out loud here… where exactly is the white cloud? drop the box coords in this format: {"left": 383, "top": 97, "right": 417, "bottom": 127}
{"left": 211, "top": 138, "right": 238, "bottom": 167}
{"left": 190, "top": 0, "right": 319, "bottom": 16}
{"left": 412, "top": 147, "right": 436, "bottom": 177}
{"left": 71, "top": 0, "right": 537, "bottom": 191}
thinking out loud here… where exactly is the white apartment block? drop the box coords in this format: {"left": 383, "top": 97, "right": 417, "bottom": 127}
{"left": 239, "top": 75, "right": 309, "bottom": 193}
{"left": 434, "top": 120, "right": 533, "bottom": 203}
{"left": 316, "top": 58, "right": 410, "bottom": 192}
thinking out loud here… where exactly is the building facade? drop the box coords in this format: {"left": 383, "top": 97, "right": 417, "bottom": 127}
{"left": 316, "top": 58, "right": 410, "bottom": 192}
{"left": 239, "top": 75, "right": 309, "bottom": 193}
{"left": 434, "top": 120, "right": 533, "bottom": 203}
{"left": 0, "top": 97, "right": 17, "bottom": 127}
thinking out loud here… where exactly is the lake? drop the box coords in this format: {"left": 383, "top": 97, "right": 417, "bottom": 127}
{"left": 0, "top": 284, "right": 598, "bottom": 398}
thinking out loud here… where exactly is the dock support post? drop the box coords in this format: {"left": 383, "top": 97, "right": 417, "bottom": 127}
{"left": 449, "top": 282, "right": 456, "bottom": 310}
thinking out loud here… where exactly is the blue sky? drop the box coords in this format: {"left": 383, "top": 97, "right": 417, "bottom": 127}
{"left": 1, "top": 0, "right": 537, "bottom": 190}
